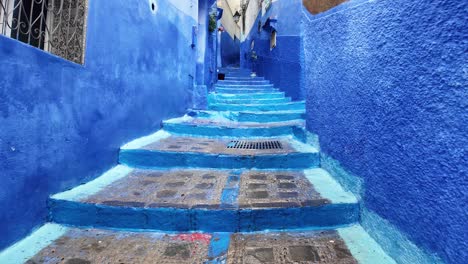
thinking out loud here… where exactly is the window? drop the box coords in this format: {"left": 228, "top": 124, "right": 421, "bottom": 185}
{"left": 270, "top": 30, "right": 276, "bottom": 50}
{"left": 0, "top": 0, "right": 88, "bottom": 64}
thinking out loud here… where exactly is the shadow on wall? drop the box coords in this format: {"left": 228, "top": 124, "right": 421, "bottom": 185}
{"left": 221, "top": 31, "right": 240, "bottom": 67}
{"left": 303, "top": 0, "right": 349, "bottom": 15}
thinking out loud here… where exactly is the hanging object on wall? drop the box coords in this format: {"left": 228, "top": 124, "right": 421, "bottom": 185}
{"left": 191, "top": 25, "right": 197, "bottom": 48}
{"left": 270, "top": 30, "right": 277, "bottom": 50}
{"left": 262, "top": 17, "right": 277, "bottom": 32}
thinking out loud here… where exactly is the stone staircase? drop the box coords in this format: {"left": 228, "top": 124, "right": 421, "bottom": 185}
{"left": 0, "top": 68, "right": 396, "bottom": 264}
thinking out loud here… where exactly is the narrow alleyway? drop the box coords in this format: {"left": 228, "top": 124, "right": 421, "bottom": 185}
{"left": 3, "top": 69, "right": 395, "bottom": 263}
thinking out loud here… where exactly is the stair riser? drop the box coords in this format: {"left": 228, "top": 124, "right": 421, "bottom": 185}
{"left": 217, "top": 81, "right": 270, "bottom": 85}
{"left": 215, "top": 84, "right": 274, "bottom": 89}
{"left": 216, "top": 89, "right": 278, "bottom": 94}
{"left": 224, "top": 74, "right": 253, "bottom": 78}
{"left": 224, "top": 77, "right": 264, "bottom": 81}
{"left": 163, "top": 122, "right": 305, "bottom": 138}
{"left": 208, "top": 103, "right": 305, "bottom": 112}
{"left": 119, "top": 151, "right": 319, "bottom": 169}
{"left": 232, "top": 112, "right": 306, "bottom": 123}
{"left": 49, "top": 199, "right": 359, "bottom": 232}
{"left": 209, "top": 98, "right": 291, "bottom": 104}
{"left": 211, "top": 93, "right": 285, "bottom": 100}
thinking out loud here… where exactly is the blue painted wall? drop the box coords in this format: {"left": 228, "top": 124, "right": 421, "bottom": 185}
{"left": 221, "top": 31, "right": 240, "bottom": 67}
{"left": 240, "top": 0, "right": 304, "bottom": 100}
{"left": 303, "top": 1, "right": 467, "bottom": 263}
{"left": 0, "top": 0, "right": 200, "bottom": 250}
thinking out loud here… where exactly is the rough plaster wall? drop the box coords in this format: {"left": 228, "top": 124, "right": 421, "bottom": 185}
{"left": 0, "top": 0, "right": 198, "bottom": 250}
{"left": 221, "top": 31, "right": 241, "bottom": 66}
{"left": 303, "top": 0, "right": 467, "bottom": 263}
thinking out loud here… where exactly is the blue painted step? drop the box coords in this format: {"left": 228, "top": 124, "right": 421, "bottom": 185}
{"left": 208, "top": 95, "right": 291, "bottom": 105}
{"left": 215, "top": 84, "right": 274, "bottom": 89}
{"left": 217, "top": 80, "right": 270, "bottom": 85}
{"left": 163, "top": 116, "right": 305, "bottom": 138}
{"left": 216, "top": 88, "right": 278, "bottom": 94}
{"left": 208, "top": 101, "right": 305, "bottom": 112}
{"left": 47, "top": 166, "right": 359, "bottom": 232}
{"left": 119, "top": 132, "right": 319, "bottom": 169}
{"left": 224, "top": 76, "right": 264, "bottom": 81}
{"left": 190, "top": 110, "right": 306, "bottom": 123}
{"left": 210, "top": 92, "right": 285, "bottom": 100}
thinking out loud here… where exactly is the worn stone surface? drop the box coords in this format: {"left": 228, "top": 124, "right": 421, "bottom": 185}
{"left": 227, "top": 230, "right": 357, "bottom": 264}
{"left": 85, "top": 169, "right": 228, "bottom": 209}
{"left": 143, "top": 136, "right": 296, "bottom": 155}
{"left": 27, "top": 228, "right": 211, "bottom": 264}
{"left": 238, "top": 171, "right": 329, "bottom": 208}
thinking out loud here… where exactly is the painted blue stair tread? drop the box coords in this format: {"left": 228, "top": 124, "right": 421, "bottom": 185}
{"left": 163, "top": 115, "right": 305, "bottom": 138}
{"left": 208, "top": 101, "right": 305, "bottom": 112}
{"left": 190, "top": 109, "right": 306, "bottom": 123}
{"left": 208, "top": 96, "right": 292, "bottom": 104}
{"left": 119, "top": 132, "right": 319, "bottom": 169}
{"left": 0, "top": 224, "right": 395, "bottom": 264}
{"left": 47, "top": 167, "right": 358, "bottom": 232}
{"left": 211, "top": 91, "right": 286, "bottom": 99}
{"left": 215, "top": 88, "right": 279, "bottom": 94}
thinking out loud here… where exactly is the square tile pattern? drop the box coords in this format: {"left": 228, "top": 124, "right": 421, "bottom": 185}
{"left": 27, "top": 228, "right": 211, "bottom": 264}
{"left": 84, "top": 169, "right": 228, "bottom": 209}
{"left": 238, "top": 171, "right": 330, "bottom": 208}
{"left": 227, "top": 230, "right": 358, "bottom": 264}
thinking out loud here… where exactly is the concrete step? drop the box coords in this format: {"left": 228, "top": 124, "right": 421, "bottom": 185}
{"left": 208, "top": 95, "right": 291, "bottom": 104}
{"left": 208, "top": 101, "right": 305, "bottom": 112}
{"left": 119, "top": 131, "right": 319, "bottom": 169}
{"left": 210, "top": 92, "right": 286, "bottom": 100}
{"left": 163, "top": 115, "right": 305, "bottom": 138}
{"left": 0, "top": 223, "right": 396, "bottom": 264}
{"left": 216, "top": 88, "right": 278, "bottom": 94}
{"left": 215, "top": 84, "right": 274, "bottom": 89}
{"left": 189, "top": 110, "right": 306, "bottom": 123}
{"left": 217, "top": 80, "right": 270, "bottom": 85}
{"left": 224, "top": 76, "right": 264, "bottom": 81}
{"left": 47, "top": 166, "right": 358, "bottom": 232}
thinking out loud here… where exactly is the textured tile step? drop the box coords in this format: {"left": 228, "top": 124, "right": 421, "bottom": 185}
{"left": 48, "top": 166, "right": 358, "bottom": 231}
{"left": 190, "top": 110, "right": 306, "bottom": 123}
{"left": 208, "top": 96, "right": 291, "bottom": 105}
{"left": 208, "top": 101, "right": 305, "bottom": 112}
{"left": 163, "top": 116, "right": 305, "bottom": 138}
{"left": 211, "top": 91, "right": 285, "bottom": 100}
{"left": 215, "top": 88, "right": 278, "bottom": 94}
{"left": 119, "top": 132, "right": 318, "bottom": 169}
{"left": 0, "top": 224, "right": 396, "bottom": 264}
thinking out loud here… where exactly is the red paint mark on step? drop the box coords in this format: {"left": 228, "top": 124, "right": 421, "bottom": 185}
{"left": 173, "top": 233, "right": 212, "bottom": 244}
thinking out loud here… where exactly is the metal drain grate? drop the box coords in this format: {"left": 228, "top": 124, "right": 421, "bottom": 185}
{"left": 227, "top": 140, "right": 283, "bottom": 150}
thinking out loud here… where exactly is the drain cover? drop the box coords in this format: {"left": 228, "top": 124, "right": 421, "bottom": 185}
{"left": 227, "top": 140, "right": 283, "bottom": 150}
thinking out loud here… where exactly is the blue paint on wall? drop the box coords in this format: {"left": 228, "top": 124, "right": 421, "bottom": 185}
{"left": 240, "top": 0, "right": 304, "bottom": 100}
{"left": 0, "top": 0, "right": 200, "bottom": 251}
{"left": 302, "top": 1, "right": 468, "bottom": 263}
{"left": 221, "top": 31, "right": 240, "bottom": 67}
